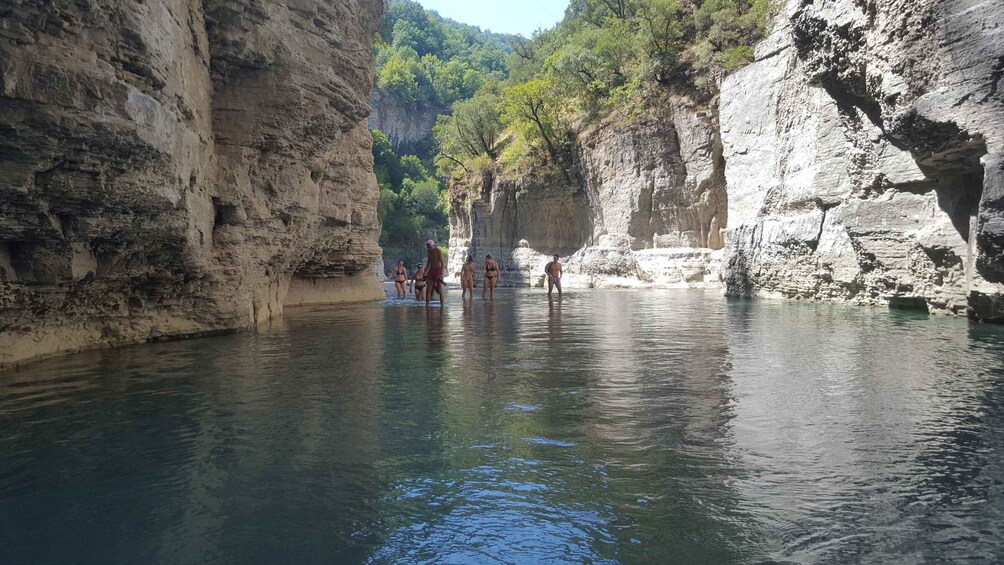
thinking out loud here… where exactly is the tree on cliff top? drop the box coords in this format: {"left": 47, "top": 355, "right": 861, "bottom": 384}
{"left": 499, "top": 78, "right": 573, "bottom": 174}
{"left": 432, "top": 82, "right": 504, "bottom": 177}
{"left": 431, "top": 0, "right": 775, "bottom": 177}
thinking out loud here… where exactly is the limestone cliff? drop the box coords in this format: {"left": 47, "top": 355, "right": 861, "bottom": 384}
{"left": 368, "top": 87, "right": 447, "bottom": 155}
{"left": 450, "top": 0, "right": 1003, "bottom": 321}
{"left": 448, "top": 102, "right": 727, "bottom": 288}
{"left": 720, "top": 0, "right": 1004, "bottom": 319}
{"left": 0, "top": 0, "right": 385, "bottom": 368}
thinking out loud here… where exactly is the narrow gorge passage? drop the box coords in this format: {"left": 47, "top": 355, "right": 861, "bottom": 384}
{"left": 2, "top": 0, "right": 1004, "bottom": 563}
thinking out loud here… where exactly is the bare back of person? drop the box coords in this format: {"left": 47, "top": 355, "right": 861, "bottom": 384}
{"left": 461, "top": 258, "right": 476, "bottom": 299}
{"left": 425, "top": 240, "right": 446, "bottom": 306}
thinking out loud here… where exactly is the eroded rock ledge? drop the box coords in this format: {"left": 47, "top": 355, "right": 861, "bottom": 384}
{"left": 449, "top": 0, "right": 1004, "bottom": 320}
{"left": 0, "top": 0, "right": 386, "bottom": 368}
{"left": 721, "top": 0, "right": 1004, "bottom": 319}
{"left": 448, "top": 102, "right": 727, "bottom": 289}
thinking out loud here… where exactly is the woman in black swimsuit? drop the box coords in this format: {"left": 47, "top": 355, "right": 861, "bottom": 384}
{"left": 413, "top": 264, "right": 427, "bottom": 300}
{"left": 391, "top": 260, "right": 408, "bottom": 299}
{"left": 483, "top": 254, "right": 500, "bottom": 301}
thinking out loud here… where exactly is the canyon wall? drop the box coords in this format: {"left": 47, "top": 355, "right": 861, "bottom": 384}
{"left": 368, "top": 87, "right": 446, "bottom": 155}
{"left": 450, "top": 0, "right": 1003, "bottom": 320}
{"left": 448, "top": 104, "right": 727, "bottom": 288}
{"left": 0, "top": 0, "right": 385, "bottom": 368}
{"left": 720, "top": 0, "right": 1004, "bottom": 318}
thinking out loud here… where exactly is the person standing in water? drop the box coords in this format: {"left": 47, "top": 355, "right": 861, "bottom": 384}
{"left": 483, "top": 254, "right": 500, "bottom": 301}
{"left": 425, "top": 240, "right": 446, "bottom": 306}
{"left": 545, "top": 254, "right": 563, "bottom": 297}
{"left": 413, "top": 264, "right": 427, "bottom": 301}
{"left": 391, "top": 260, "right": 408, "bottom": 299}
{"left": 460, "top": 255, "right": 476, "bottom": 299}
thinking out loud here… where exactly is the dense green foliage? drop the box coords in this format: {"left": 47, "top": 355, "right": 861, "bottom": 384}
{"left": 373, "top": 130, "right": 448, "bottom": 265}
{"left": 375, "top": 0, "right": 774, "bottom": 259}
{"left": 374, "top": 0, "right": 515, "bottom": 106}
{"left": 434, "top": 0, "right": 775, "bottom": 178}
{"left": 375, "top": 1, "right": 521, "bottom": 264}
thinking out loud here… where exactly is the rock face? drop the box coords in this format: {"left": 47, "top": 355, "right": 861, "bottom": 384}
{"left": 0, "top": 0, "right": 385, "bottom": 368}
{"left": 448, "top": 104, "right": 727, "bottom": 287}
{"left": 368, "top": 87, "right": 447, "bottom": 155}
{"left": 720, "top": 0, "right": 1004, "bottom": 318}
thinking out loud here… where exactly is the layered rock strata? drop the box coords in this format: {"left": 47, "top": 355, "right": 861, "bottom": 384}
{"left": 448, "top": 104, "right": 727, "bottom": 288}
{"left": 720, "top": 0, "right": 1004, "bottom": 318}
{"left": 368, "top": 87, "right": 447, "bottom": 155}
{"left": 0, "top": 0, "right": 385, "bottom": 368}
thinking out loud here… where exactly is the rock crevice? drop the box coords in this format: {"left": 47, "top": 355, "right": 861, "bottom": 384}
{"left": 720, "top": 0, "right": 1004, "bottom": 319}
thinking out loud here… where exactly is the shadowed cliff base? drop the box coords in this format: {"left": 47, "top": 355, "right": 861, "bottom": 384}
{"left": 0, "top": 0, "right": 387, "bottom": 369}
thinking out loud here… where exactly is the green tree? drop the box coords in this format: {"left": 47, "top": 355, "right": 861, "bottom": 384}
{"left": 633, "top": 0, "right": 686, "bottom": 85}
{"left": 399, "top": 155, "right": 430, "bottom": 181}
{"left": 372, "top": 130, "right": 405, "bottom": 189}
{"left": 691, "top": 0, "right": 771, "bottom": 76}
{"left": 377, "top": 47, "right": 426, "bottom": 102}
{"left": 565, "top": 0, "right": 635, "bottom": 26}
{"left": 546, "top": 22, "right": 635, "bottom": 107}
{"left": 500, "top": 77, "right": 570, "bottom": 170}
{"left": 433, "top": 82, "right": 504, "bottom": 176}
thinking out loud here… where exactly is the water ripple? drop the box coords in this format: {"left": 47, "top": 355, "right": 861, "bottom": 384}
{"left": 1, "top": 290, "right": 1003, "bottom": 564}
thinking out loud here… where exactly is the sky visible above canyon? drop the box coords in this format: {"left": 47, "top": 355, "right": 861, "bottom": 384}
{"left": 416, "top": 0, "right": 567, "bottom": 36}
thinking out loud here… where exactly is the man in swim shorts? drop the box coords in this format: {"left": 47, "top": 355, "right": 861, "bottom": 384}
{"left": 425, "top": 239, "right": 446, "bottom": 306}
{"left": 545, "top": 254, "right": 562, "bottom": 297}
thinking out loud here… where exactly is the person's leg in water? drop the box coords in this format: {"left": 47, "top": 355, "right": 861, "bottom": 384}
{"left": 547, "top": 277, "right": 554, "bottom": 297}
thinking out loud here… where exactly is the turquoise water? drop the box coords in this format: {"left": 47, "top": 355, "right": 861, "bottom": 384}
{"left": 2, "top": 289, "right": 1004, "bottom": 564}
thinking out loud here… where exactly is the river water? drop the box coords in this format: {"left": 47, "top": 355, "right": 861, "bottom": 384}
{"left": 2, "top": 289, "right": 1004, "bottom": 564}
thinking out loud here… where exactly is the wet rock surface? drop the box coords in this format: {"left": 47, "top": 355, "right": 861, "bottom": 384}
{"left": 0, "top": 0, "right": 385, "bottom": 367}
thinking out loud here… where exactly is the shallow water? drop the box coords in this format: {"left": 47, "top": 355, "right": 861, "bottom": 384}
{"left": 2, "top": 289, "right": 1004, "bottom": 564}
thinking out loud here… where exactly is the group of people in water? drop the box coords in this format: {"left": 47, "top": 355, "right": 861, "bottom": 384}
{"left": 389, "top": 240, "right": 564, "bottom": 305}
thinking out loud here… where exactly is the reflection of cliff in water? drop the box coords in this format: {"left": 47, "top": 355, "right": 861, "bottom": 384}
{"left": 724, "top": 301, "right": 1004, "bottom": 562}
{"left": 503, "top": 290, "right": 758, "bottom": 562}
{"left": 0, "top": 307, "right": 387, "bottom": 564}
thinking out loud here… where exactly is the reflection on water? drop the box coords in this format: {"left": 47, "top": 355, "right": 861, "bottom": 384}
{"left": 2, "top": 290, "right": 1004, "bottom": 564}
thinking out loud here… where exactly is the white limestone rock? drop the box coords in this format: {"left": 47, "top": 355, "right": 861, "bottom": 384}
{"left": 720, "top": 0, "right": 1002, "bottom": 318}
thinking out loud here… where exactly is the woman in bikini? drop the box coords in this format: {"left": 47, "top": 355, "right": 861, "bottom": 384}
{"left": 391, "top": 260, "right": 408, "bottom": 299}
{"left": 413, "top": 264, "right": 427, "bottom": 300}
{"left": 483, "top": 254, "right": 500, "bottom": 301}
{"left": 460, "top": 256, "right": 476, "bottom": 299}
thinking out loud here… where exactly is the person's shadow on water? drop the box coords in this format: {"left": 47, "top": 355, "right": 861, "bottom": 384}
{"left": 548, "top": 295, "right": 562, "bottom": 343}
{"left": 424, "top": 304, "right": 445, "bottom": 353}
